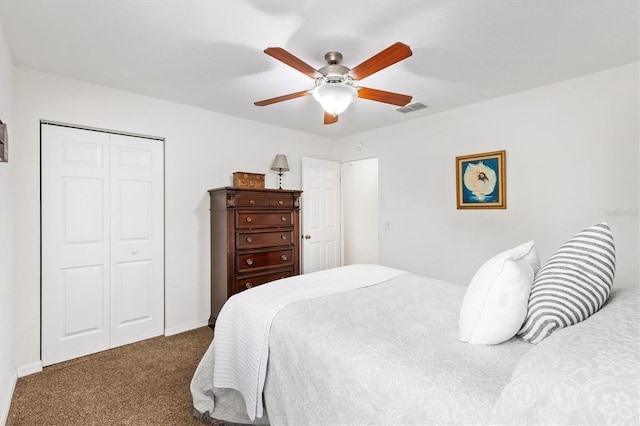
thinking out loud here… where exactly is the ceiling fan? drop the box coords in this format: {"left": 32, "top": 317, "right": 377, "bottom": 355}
{"left": 254, "top": 42, "right": 413, "bottom": 125}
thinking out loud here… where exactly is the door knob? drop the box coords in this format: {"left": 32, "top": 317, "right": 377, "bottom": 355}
{"left": 303, "top": 235, "right": 311, "bottom": 239}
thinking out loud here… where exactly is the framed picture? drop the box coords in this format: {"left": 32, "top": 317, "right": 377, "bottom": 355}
{"left": 0, "top": 120, "right": 7, "bottom": 163}
{"left": 456, "top": 150, "right": 506, "bottom": 209}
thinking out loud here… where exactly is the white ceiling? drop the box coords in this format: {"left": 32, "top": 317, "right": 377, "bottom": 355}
{"left": 0, "top": 0, "right": 637, "bottom": 138}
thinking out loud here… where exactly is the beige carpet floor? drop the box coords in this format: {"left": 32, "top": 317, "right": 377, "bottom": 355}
{"left": 7, "top": 326, "right": 213, "bottom": 425}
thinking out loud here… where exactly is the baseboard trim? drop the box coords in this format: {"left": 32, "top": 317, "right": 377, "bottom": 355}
{"left": 164, "top": 320, "right": 209, "bottom": 337}
{"left": 1, "top": 370, "right": 17, "bottom": 425}
{"left": 16, "top": 361, "right": 43, "bottom": 378}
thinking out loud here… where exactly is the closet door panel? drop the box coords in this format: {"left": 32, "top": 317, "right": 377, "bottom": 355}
{"left": 42, "top": 125, "right": 110, "bottom": 366}
{"left": 109, "top": 134, "right": 164, "bottom": 348}
{"left": 114, "top": 260, "right": 152, "bottom": 323}
{"left": 60, "top": 265, "right": 105, "bottom": 335}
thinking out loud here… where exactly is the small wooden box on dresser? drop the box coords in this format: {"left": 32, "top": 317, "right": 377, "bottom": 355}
{"left": 208, "top": 187, "right": 302, "bottom": 328}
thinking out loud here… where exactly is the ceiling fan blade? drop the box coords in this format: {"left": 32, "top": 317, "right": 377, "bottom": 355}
{"left": 348, "top": 42, "right": 413, "bottom": 80}
{"left": 264, "top": 47, "right": 323, "bottom": 79}
{"left": 254, "top": 90, "right": 311, "bottom": 106}
{"left": 324, "top": 112, "right": 339, "bottom": 125}
{"left": 357, "top": 87, "right": 412, "bottom": 106}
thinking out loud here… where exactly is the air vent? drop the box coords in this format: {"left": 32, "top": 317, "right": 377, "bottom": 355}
{"left": 396, "top": 102, "right": 429, "bottom": 114}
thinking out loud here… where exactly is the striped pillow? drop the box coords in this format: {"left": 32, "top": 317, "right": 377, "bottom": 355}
{"left": 518, "top": 222, "right": 616, "bottom": 344}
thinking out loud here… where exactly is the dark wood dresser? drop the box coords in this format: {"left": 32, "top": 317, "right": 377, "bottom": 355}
{"left": 208, "top": 187, "right": 302, "bottom": 327}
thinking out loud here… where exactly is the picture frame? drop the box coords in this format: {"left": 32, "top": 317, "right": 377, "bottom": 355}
{"left": 0, "top": 120, "right": 6, "bottom": 162}
{"left": 456, "top": 150, "right": 506, "bottom": 209}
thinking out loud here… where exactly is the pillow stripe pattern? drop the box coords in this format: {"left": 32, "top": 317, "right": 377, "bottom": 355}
{"left": 518, "top": 223, "right": 615, "bottom": 344}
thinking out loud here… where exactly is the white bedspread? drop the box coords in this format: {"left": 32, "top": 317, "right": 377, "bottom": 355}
{"left": 264, "top": 272, "right": 532, "bottom": 425}
{"left": 210, "top": 264, "right": 406, "bottom": 420}
{"left": 191, "top": 266, "right": 639, "bottom": 425}
{"left": 489, "top": 286, "right": 640, "bottom": 425}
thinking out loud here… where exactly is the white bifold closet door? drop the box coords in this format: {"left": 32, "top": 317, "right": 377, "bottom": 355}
{"left": 42, "top": 124, "right": 164, "bottom": 366}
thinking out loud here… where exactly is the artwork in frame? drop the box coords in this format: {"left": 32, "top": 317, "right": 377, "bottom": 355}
{"left": 0, "top": 120, "right": 6, "bottom": 162}
{"left": 456, "top": 150, "right": 506, "bottom": 209}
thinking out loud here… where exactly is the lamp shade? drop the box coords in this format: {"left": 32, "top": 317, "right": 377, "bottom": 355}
{"left": 312, "top": 82, "right": 357, "bottom": 116}
{"left": 271, "top": 154, "right": 289, "bottom": 172}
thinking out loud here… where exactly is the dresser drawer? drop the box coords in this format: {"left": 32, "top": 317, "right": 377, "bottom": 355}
{"left": 234, "top": 268, "right": 294, "bottom": 293}
{"left": 236, "top": 229, "right": 293, "bottom": 249}
{"left": 236, "top": 248, "right": 294, "bottom": 272}
{"left": 233, "top": 194, "right": 294, "bottom": 208}
{"left": 236, "top": 211, "right": 292, "bottom": 229}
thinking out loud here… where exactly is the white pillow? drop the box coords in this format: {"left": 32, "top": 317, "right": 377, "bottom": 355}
{"left": 459, "top": 241, "right": 539, "bottom": 345}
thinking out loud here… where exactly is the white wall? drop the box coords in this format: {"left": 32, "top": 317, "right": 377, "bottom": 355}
{"left": 11, "top": 68, "right": 334, "bottom": 370}
{"left": 334, "top": 63, "right": 639, "bottom": 288}
{"left": 0, "top": 21, "right": 15, "bottom": 425}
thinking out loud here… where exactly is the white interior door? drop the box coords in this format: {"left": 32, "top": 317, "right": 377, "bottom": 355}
{"left": 42, "top": 124, "right": 164, "bottom": 366}
{"left": 301, "top": 157, "right": 341, "bottom": 274}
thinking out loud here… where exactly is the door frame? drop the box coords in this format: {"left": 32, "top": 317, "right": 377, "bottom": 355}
{"left": 340, "top": 157, "right": 379, "bottom": 266}
{"left": 300, "top": 155, "right": 381, "bottom": 272}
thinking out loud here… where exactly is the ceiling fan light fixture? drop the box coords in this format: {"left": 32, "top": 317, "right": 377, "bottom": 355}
{"left": 312, "top": 81, "right": 357, "bottom": 116}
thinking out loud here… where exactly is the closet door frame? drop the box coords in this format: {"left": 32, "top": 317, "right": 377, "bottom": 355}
{"left": 41, "top": 121, "right": 165, "bottom": 366}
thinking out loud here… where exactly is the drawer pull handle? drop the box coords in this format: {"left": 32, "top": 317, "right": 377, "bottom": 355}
{"left": 281, "top": 235, "right": 287, "bottom": 240}
{"left": 246, "top": 237, "right": 253, "bottom": 243}
{"left": 249, "top": 199, "right": 256, "bottom": 205}
{"left": 246, "top": 259, "right": 254, "bottom": 265}
{"left": 246, "top": 217, "right": 252, "bottom": 223}
{"left": 278, "top": 200, "right": 284, "bottom": 205}
{"left": 281, "top": 216, "right": 287, "bottom": 222}
{"left": 245, "top": 283, "right": 253, "bottom": 289}
{"left": 280, "top": 255, "right": 288, "bottom": 261}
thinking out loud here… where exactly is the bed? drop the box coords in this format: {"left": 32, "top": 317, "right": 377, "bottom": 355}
{"left": 191, "top": 223, "right": 639, "bottom": 425}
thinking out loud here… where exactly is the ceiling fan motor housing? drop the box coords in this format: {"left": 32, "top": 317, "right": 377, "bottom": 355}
{"left": 318, "top": 50, "right": 351, "bottom": 79}
{"left": 318, "top": 65, "right": 350, "bottom": 79}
